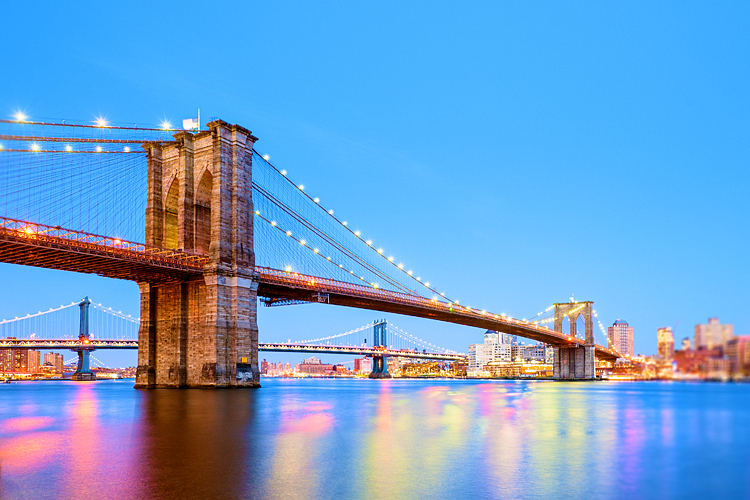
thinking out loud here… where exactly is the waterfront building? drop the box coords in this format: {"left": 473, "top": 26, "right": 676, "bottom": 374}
{"left": 297, "top": 361, "right": 334, "bottom": 375}
{"left": 28, "top": 350, "right": 40, "bottom": 374}
{"left": 0, "top": 348, "right": 41, "bottom": 373}
{"left": 681, "top": 337, "right": 691, "bottom": 351}
{"left": 608, "top": 320, "right": 634, "bottom": 357}
{"left": 284, "top": 363, "right": 291, "bottom": 372}
{"left": 261, "top": 359, "right": 270, "bottom": 374}
{"left": 694, "top": 318, "right": 734, "bottom": 349}
{"left": 353, "top": 357, "right": 371, "bottom": 373}
{"left": 725, "top": 336, "right": 750, "bottom": 377}
{"left": 44, "top": 352, "right": 64, "bottom": 373}
{"left": 468, "top": 330, "right": 511, "bottom": 373}
{"left": 657, "top": 327, "right": 675, "bottom": 360}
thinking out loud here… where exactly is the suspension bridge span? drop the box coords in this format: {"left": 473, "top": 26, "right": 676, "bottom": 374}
{"left": 0, "top": 117, "right": 620, "bottom": 387}
{"left": 0, "top": 299, "right": 464, "bottom": 380}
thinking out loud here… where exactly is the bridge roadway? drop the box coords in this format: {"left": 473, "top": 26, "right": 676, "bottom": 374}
{"left": 0, "top": 217, "right": 620, "bottom": 361}
{"left": 0, "top": 339, "right": 465, "bottom": 361}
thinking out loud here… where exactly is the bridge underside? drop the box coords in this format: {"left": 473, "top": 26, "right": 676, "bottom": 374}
{"left": 255, "top": 281, "right": 619, "bottom": 362}
{"left": 0, "top": 223, "right": 205, "bottom": 283}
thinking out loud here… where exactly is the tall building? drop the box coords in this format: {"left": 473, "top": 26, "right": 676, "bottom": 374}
{"left": 657, "top": 327, "right": 675, "bottom": 360}
{"left": 0, "top": 348, "right": 39, "bottom": 373}
{"left": 608, "top": 320, "right": 634, "bottom": 357}
{"left": 28, "top": 350, "right": 41, "bottom": 374}
{"left": 694, "top": 318, "right": 734, "bottom": 349}
{"left": 681, "top": 337, "right": 691, "bottom": 351}
{"left": 468, "top": 330, "right": 512, "bottom": 372}
{"left": 44, "top": 352, "right": 65, "bottom": 373}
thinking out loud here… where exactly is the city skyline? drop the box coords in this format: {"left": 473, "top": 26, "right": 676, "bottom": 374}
{"left": 1, "top": 2, "right": 748, "bottom": 367}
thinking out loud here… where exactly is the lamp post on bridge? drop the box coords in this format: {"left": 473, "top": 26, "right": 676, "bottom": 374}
{"left": 71, "top": 296, "right": 96, "bottom": 381}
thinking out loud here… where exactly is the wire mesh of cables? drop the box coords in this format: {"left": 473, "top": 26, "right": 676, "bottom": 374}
{"left": 0, "top": 120, "right": 176, "bottom": 243}
{"left": 252, "top": 152, "right": 454, "bottom": 301}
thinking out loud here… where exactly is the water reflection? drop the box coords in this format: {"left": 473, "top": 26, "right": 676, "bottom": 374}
{"left": 0, "top": 380, "right": 749, "bottom": 499}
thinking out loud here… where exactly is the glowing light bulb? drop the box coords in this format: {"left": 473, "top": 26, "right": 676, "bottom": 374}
{"left": 328, "top": 209, "right": 334, "bottom": 215}
{"left": 298, "top": 185, "right": 304, "bottom": 190}
{"left": 96, "top": 146, "right": 102, "bottom": 152}
{"left": 286, "top": 231, "right": 291, "bottom": 236}
{"left": 398, "top": 264, "right": 403, "bottom": 269}
{"left": 366, "top": 240, "right": 372, "bottom": 246}
{"left": 377, "top": 248, "right": 383, "bottom": 254}
{"left": 123, "top": 146, "right": 130, "bottom": 152}
{"left": 285, "top": 266, "right": 292, "bottom": 272}
{"left": 388, "top": 256, "right": 394, "bottom": 262}
{"left": 300, "top": 239, "right": 306, "bottom": 245}
{"left": 407, "top": 271, "right": 413, "bottom": 276}
{"left": 424, "top": 282, "right": 429, "bottom": 287}
{"left": 65, "top": 145, "right": 73, "bottom": 152}
{"left": 314, "top": 248, "right": 319, "bottom": 253}
{"left": 30, "top": 143, "right": 40, "bottom": 151}
{"left": 314, "top": 197, "right": 320, "bottom": 203}
{"left": 262, "top": 154, "right": 270, "bottom": 161}
{"left": 271, "top": 221, "right": 277, "bottom": 226}
{"left": 14, "top": 111, "right": 27, "bottom": 122}
{"left": 96, "top": 117, "right": 107, "bottom": 127}
{"left": 160, "top": 120, "right": 172, "bottom": 130}
{"left": 281, "top": 169, "right": 287, "bottom": 175}
{"left": 355, "top": 230, "right": 361, "bottom": 236}
{"left": 342, "top": 221, "right": 347, "bottom": 226}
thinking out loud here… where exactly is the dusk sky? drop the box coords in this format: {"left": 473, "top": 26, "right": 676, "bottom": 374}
{"left": 2, "top": 1, "right": 748, "bottom": 367}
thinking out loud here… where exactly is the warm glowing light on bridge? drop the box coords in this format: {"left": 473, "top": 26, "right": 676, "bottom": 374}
{"left": 314, "top": 197, "right": 320, "bottom": 203}
{"left": 263, "top": 154, "right": 270, "bottom": 161}
{"left": 96, "top": 146, "right": 102, "bottom": 152}
{"left": 366, "top": 240, "right": 373, "bottom": 246}
{"left": 285, "top": 266, "right": 292, "bottom": 272}
{"left": 123, "top": 146, "right": 130, "bottom": 152}
{"left": 95, "top": 117, "right": 108, "bottom": 127}
{"left": 342, "top": 221, "right": 347, "bottom": 226}
{"left": 24, "top": 226, "right": 35, "bottom": 234}
{"left": 377, "top": 248, "right": 383, "bottom": 254}
{"left": 271, "top": 221, "right": 277, "bottom": 226}
{"left": 281, "top": 169, "right": 287, "bottom": 175}
{"left": 30, "top": 143, "right": 40, "bottom": 151}
{"left": 14, "top": 111, "right": 28, "bottom": 122}
{"left": 298, "top": 184, "right": 304, "bottom": 190}
{"left": 160, "top": 120, "right": 172, "bottom": 130}
{"left": 328, "top": 209, "right": 334, "bottom": 215}
{"left": 65, "top": 145, "right": 73, "bottom": 152}
{"left": 286, "top": 230, "right": 292, "bottom": 236}
{"left": 354, "top": 230, "right": 360, "bottom": 236}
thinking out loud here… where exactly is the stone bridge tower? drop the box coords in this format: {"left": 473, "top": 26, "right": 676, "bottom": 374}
{"left": 552, "top": 301, "right": 596, "bottom": 380}
{"left": 135, "top": 120, "right": 260, "bottom": 388}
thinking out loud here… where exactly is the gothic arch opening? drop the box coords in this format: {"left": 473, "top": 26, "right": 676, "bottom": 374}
{"left": 575, "top": 314, "right": 586, "bottom": 340}
{"left": 561, "top": 315, "right": 571, "bottom": 335}
{"left": 195, "top": 169, "right": 213, "bottom": 255}
{"left": 165, "top": 179, "right": 179, "bottom": 250}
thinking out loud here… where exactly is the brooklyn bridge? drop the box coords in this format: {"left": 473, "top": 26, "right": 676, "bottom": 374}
{"left": 0, "top": 116, "right": 620, "bottom": 387}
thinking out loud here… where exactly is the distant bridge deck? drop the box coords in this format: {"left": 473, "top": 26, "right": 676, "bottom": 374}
{"left": 0, "top": 339, "right": 465, "bottom": 361}
{"left": 0, "top": 217, "right": 620, "bottom": 361}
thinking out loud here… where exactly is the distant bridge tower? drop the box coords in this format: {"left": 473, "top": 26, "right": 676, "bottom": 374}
{"left": 552, "top": 301, "right": 596, "bottom": 380}
{"left": 71, "top": 296, "right": 96, "bottom": 381}
{"left": 135, "top": 121, "right": 260, "bottom": 388}
{"left": 369, "top": 319, "right": 391, "bottom": 379}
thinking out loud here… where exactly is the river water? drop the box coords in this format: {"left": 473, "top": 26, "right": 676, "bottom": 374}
{"left": 0, "top": 379, "right": 748, "bottom": 499}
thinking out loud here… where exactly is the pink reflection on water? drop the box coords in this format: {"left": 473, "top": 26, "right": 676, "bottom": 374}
{"left": 279, "top": 399, "right": 335, "bottom": 435}
{"left": 0, "top": 416, "right": 55, "bottom": 434}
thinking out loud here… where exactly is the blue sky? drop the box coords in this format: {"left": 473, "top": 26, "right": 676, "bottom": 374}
{"left": 1, "top": 1, "right": 748, "bottom": 367}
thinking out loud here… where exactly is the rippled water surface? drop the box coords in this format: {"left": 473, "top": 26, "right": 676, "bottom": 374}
{"left": 1, "top": 379, "right": 748, "bottom": 499}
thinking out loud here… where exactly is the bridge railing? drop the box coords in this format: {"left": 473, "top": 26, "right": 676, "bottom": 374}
{"left": 257, "top": 267, "right": 579, "bottom": 341}
{"left": 0, "top": 216, "right": 208, "bottom": 270}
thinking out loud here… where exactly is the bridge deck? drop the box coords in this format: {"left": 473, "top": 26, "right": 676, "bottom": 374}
{"left": 0, "top": 217, "right": 620, "bottom": 361}
{"left": 0, "top": 339, "right": 463, "bottom": 361}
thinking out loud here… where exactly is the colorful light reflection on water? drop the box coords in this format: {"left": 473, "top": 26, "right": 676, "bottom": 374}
{"left": 0, "top": 379, "right": 748, "bottom": 499}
